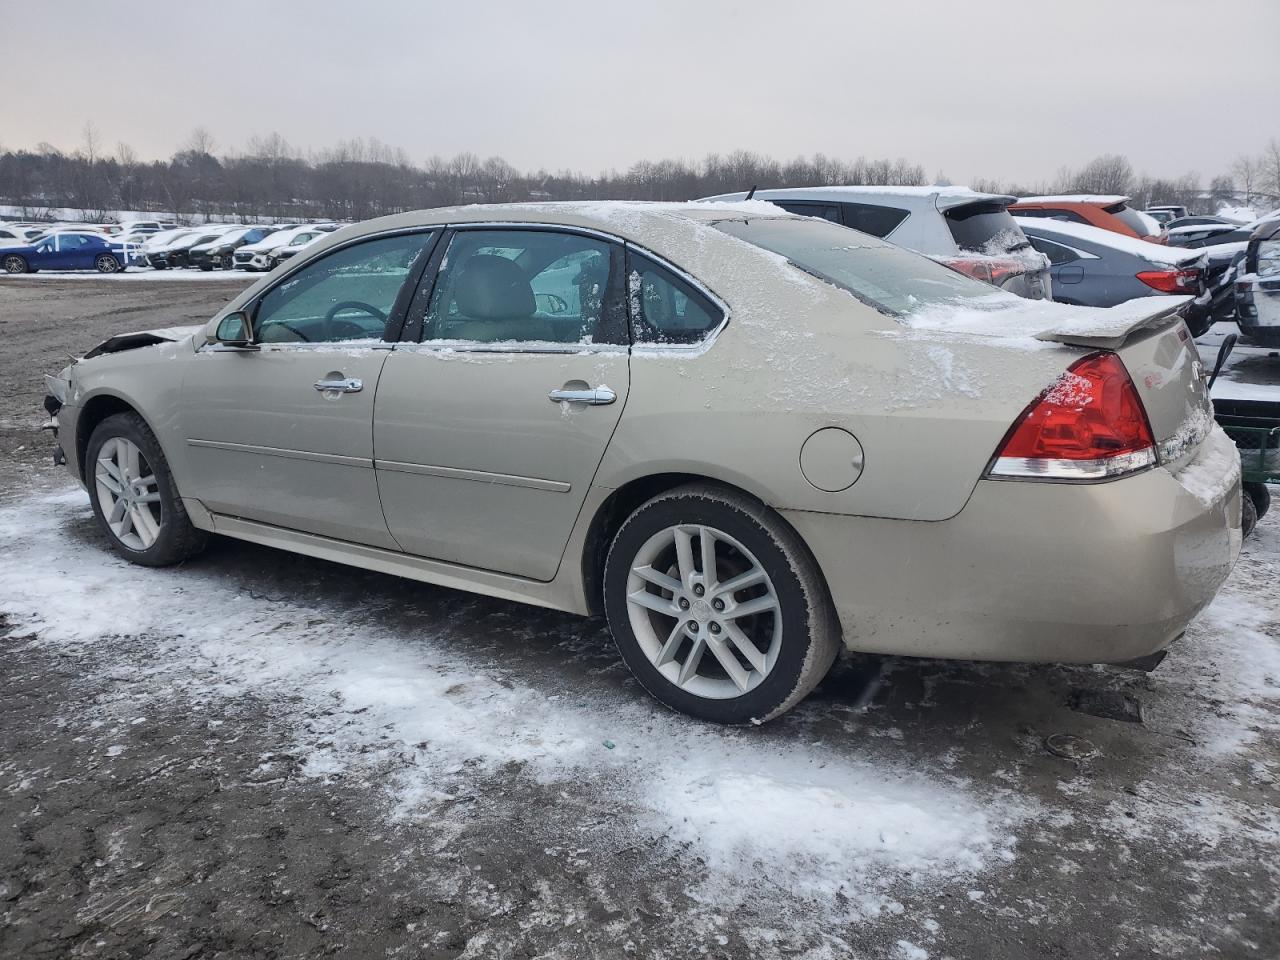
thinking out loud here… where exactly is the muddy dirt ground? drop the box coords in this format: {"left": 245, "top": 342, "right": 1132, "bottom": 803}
{"left": 0, "top": 277, "right": 1277, "bottom": 960}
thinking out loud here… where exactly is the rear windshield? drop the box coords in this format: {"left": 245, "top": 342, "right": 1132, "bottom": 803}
{"left": 945, "top": 202, "right": 1028, "bottom": 254}
{"left": 1105, "top": 202, "right": 1154, "bottom": 236}
{"left": 714, "top": 217, "right": 995, "bottom": 317}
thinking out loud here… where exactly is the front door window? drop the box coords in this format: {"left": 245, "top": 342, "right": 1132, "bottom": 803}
{"left": 254, "top": 232, "right": 436, "bottom": 344}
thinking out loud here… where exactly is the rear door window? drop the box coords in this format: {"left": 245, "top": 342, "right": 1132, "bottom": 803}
{"left": 945, "top": 202, "right": 1027, "bottom": 254}
{"left": 840, "top": 202, "right": 910, "bottom": 238}
{"left": 422, "top": 229, "right": 623, "bottom": 345}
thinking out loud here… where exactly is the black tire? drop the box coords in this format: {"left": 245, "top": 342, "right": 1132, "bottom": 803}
{"left": 95, "top": 253, "right": 121, "bottom": 274}
{"left": 1242, "top": 491, "right": 1258, "bottom": 539}
{"left": 3, "top": 253, "right": 28, "bottom": 274}
{"left": 1244, "top": 481, "right": 1271, "bottom": 521}
{"left": 199, "top": 263, "right": 213, "bottom": 272}
{"left": 603, "top": 484, "right": 840, "bottom": 724}
{"left": 152, "top": 261, "right": 168, "bottom": 271}
{"left": 85, "top": 412, "right": 208, "bottom": 566}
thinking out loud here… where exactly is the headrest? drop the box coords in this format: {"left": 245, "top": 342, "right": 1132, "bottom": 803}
{"left": 454, "top": 255, "right": 535, "bottom": 320}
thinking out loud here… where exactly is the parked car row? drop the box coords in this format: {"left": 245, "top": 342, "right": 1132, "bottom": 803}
{"left": 0, "top": 217, "right": 346, "bottom": 274}
{"left": 142, "top": 222, "right": 340, "bottom": 272}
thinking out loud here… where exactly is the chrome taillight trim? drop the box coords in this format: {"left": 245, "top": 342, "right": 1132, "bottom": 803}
{"left": 987, "top": 447, "right": 1157, "bottom": 483}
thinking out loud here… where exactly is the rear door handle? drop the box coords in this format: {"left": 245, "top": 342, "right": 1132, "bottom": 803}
{"left": 548, "top": 386, "right": 616, "bottom": 405}
{"left": 314, "top": 377, "right": 363, "bottom": 393}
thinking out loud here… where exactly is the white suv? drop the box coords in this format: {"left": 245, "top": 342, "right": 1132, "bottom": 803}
{"left": 702, "top": 185, "right": 1051, "bottom": 299}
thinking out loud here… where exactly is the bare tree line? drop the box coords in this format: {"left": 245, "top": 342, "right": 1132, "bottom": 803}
{"left": 1, "top": 125, "right": 1277, "bottom": 224}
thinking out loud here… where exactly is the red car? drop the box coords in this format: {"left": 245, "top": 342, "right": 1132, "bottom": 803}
{"left": 1009, "top": 195, "right": 1165, "bottom": 243}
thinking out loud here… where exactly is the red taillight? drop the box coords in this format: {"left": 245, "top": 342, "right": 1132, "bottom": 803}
{"left": 938, "top": 256, "right": 1024, "bottom": 288}
{"left": 1136, "top": 268, "right": 1201, "bottom": 294}
{"left": 988, "top": 352, "right": 1157, "bottom": 481}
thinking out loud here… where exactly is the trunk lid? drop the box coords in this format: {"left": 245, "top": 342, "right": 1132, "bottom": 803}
{"left": 1111, "top": 318, "right": 1212, "bottom": 467}
{"left": 1029, "top": 297, "right": 1212, "bottom": 463}
{"left": 906, "top": 295, "right": 1212, "bottom": 466}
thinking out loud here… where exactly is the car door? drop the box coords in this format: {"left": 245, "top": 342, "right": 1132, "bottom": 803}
{"left": 374, "top": 226, "right": 630, "bottom": 581}
{"left": 178, "top": 229, "right": 439, "bottom": 548}
{"left": 50, "top": 234, "right": 87, "bottom": 268}
{"left": 69, "top": 234, "right": 99, "bottom": 268}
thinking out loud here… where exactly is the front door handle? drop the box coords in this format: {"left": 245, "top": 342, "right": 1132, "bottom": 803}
{"left": 548, "top": 385, "right": 616, "bottom": 405}
{"left": 314, "top": 377, "right": 363, "bottom": 394}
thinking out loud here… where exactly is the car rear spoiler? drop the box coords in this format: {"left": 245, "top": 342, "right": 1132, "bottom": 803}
{"left": 1032, "top": 296, "right": 1191, "bottom": 350}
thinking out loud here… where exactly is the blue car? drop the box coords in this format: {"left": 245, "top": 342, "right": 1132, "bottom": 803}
{"left": 1, "top": 231, "right": 142, "bottom": 275}
{"left": 1014, "top": 217, "right": 1218, "bottom": 336}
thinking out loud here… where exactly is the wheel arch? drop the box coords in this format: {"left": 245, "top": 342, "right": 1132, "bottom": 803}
{"left": 577, "top": 471, "right": 834, "bottom": 620}
{"left": 75, "top": 393, "right": 159, "bottom": 482}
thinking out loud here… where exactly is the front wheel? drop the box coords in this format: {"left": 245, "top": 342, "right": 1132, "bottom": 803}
{"left": 86, "top": 412, "right": 208, "bottom": 566}
{"left": 95, "top": 254, "right": 121, "bottom": 274}
{"left": 604, "top": 484, "right": 840, "bottom": 724}
{"left": 3, "top": 254, "right": 28, "bottom": 274}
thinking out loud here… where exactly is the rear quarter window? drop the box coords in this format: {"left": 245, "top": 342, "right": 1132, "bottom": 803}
{"left": 840, "top": 202, "right": 910, "bottom": 238}
{"left": 1105, "top": 203, "right": 1153, "bottom": 236}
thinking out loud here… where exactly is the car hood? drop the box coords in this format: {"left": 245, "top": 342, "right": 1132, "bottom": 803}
{"left": 82, "top": 324, "right": 203, "bottom": 359}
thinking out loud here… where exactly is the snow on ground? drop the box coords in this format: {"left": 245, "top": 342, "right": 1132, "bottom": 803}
{"left": 0, "top": 488, "right": 1025, "bottom": 928}
{"left": 0, "top": 268, "right": 255, "bottom": 282}
{"left": 2, "top": 483, "right": 1277, "bottom": 950}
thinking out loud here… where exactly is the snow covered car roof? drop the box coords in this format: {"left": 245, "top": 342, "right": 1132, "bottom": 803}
{"left": 1013, "top": 217, "right": 1201, "bottom": 267}
{"left": 1014, "top": 195, "right": 1130, "bottom": 207}
{"left": 240, "top": 225, "right": 322, "bottom": 253}
{"left": 701, "top": 185, "right": 1017, "bottom": 211}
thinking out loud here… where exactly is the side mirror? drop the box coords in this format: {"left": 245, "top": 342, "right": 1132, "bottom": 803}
{"left": 210, "top": 310, "right": 256, "bottom": 348}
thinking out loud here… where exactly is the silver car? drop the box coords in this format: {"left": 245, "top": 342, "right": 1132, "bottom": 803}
{"left": 45, "top": 202, "right": 1242, "bottom": 723}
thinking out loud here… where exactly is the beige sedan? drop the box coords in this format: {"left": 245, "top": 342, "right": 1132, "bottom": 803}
{"left": 45, "top": 202, "right": 1242, "bottom": 723}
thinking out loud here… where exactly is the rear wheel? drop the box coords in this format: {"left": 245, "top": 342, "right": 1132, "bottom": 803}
{"left": 86, "top": 412, "right": 207, "bottom": 566}
{"left": 1243, "top": 492, "right": 1258, "bottom": 539}
{"left": 95, "top": 253, "right": 121, "bottom": 274}
{"left": 604, "top": 484, "right": 840, "bottom": 724}
{"left": 1244, "top": 481, "right": 1270, "bottom": 521}
{"left": 3, "top": 254, "right": 28, "bottom": 274}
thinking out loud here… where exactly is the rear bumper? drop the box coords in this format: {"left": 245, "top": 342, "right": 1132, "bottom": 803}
{"left": 785, "top": 427, "right": 1242, "bottom": 664}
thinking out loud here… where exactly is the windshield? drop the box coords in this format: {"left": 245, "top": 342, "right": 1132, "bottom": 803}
{"left": 944, "top": 202, "right": 1029, "bottom": 254}
{"left": 1105, "top": 202, "right": 1155, "bottom": 236}
{"left": 714, "top": 217, "right": 998, "bottom": 317}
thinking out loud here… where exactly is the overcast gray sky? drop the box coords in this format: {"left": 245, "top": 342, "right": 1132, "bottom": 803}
{"left": 6, "top": 0, "right": 1277, "bottom": 185}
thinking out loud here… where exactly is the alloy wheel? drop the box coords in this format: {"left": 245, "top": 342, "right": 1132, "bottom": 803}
{"left": 3, "top": 255, "right": 25, "bottom": 274}
{"left": 625, "top": 523, "right": 782, "bottom": 699}
{"left": 94, "top": 436, "right": 163, "bottom": 550}
{"left": 96, "top": 254, "right": 120, "bottom": 273}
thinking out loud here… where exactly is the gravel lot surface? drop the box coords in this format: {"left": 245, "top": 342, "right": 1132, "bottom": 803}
{"left": 1, "top": 278, "right": 1277, "bottom": 959}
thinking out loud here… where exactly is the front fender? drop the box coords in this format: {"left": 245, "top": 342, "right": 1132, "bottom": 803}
{"left": 67, "top": 339, "right": 196, "bottom": 491}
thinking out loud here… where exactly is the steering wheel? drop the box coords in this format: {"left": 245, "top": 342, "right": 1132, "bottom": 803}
{"left": 535, "top": 293, "right": 569, "bottom": 315}
{"left": 323, "top": 300, "right": 387, "bottom": 340}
